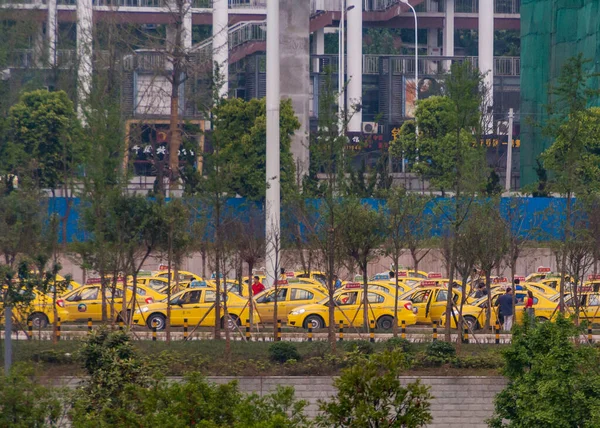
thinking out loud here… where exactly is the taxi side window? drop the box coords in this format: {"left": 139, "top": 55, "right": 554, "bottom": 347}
{"left": 291, "top": 289, "right": 314, "bottom": 301}
{"left": 276, "top": 288, "right": 288, "bottom": 300}
{"left": 80, "top": 287, "right": 99, "bottom": 301}
{"left": 180, "top": 290, "right": 201, "bottom": 304}
{"left": 149, "top": 280, "right": 165, "bottom": 289}
{"left": 436, "top": 290, "right": 447, "bottom": 302}
{"left": 129, "top": 287, "right": 146, "bottom": 296}
{"left": 515, "top": 293, "right": 526, "bottom": 304}
{"left": 589, "top": 295, "right": 600, "bottom": 306}
{"left": 411, "top": 290, "right": 431, "bottom": 304}
{"left": 336, "top": 292, "right": 357, "bottom": 305}
{"left": 367, "top": 292, "right": 384, "bottom": 304}
{"left": 112, "top": 288, "right": 124, "bottom": 298}
{"left": 204, "top": 290, "right": 216, "bottom": 303}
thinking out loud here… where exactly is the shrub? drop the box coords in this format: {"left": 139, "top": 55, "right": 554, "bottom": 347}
{"left": 269, "top": 342, "right": 301, "bottom": 363}
{"left": 342, "top": 340, "right": 374, "bottom": 355}
{"left": 385, "top": 337, "right": 412, "bottom": 353}
{"left": 425, "top": 341, "right": 456, "bottom": 359}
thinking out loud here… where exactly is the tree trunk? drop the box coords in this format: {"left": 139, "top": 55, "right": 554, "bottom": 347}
{"left": 362, "top": 264, "right": 369, "bottom": 331}
{"left": 247, "top": 261, "right": 254, "bottom": 328}
{"left": 166, "top": 233, "right": 172, "bottom": 344}
{"left": 393, "top": 254, "right": 400, "bottom": 337}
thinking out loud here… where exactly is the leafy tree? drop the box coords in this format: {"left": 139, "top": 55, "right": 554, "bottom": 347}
{"left": 317, "top": 349, "right": 433, "bottom": 427}
{"left": 0, "top": 364, "right": 63, "bottom": 427}
{"left": 7, "top": 90, "right": 87, "bottom": 244}
{"left": 338, "top": 198, "right": 386, "bottom": 329}
{"left": 208, "top": 97, "right": 300, "bottom": 200}
{"left": 489, "top": 316, "right": 600, "bottom": 427}
{"left": 540, "top": 54, "right": 600, "bottom": 311}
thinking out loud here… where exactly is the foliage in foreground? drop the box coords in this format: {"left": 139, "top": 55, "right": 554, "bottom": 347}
{"left": 488, "top": 315, "right": 600, "bottom": 427}
{"left": 316, "top": 349, "right": 433, "bottom": 428}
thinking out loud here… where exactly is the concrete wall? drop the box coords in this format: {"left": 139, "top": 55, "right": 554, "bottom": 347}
{"left": 280, "top": 0, "right": 310, "bottom": 177}
{"left": 205, "top": 375, "right": 507, "bottom": 427}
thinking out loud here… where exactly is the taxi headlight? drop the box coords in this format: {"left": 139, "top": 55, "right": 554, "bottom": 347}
{"left": 291, "top": 308, "right": 306, "bottom": 315}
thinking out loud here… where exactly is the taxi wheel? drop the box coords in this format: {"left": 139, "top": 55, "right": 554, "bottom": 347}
{"left": 464, "top": 316, "right": 479, "bottom": 331}
{"left": 222, "top": 315, "right": 240, "bottom": 331}
{"left": 536, "top": 316, "right": 549, "bottom": 323}
{"left": 29, "top": 313, "right": 49, "bottom": 329}
{"left": 303, "top": 315, "right": 325, "bottom": 330}
{"left": 377, "top": 316, "right": 394, "bottom": 330}
{"left": 147, "top": 314, "right": 166, "bottom": 331}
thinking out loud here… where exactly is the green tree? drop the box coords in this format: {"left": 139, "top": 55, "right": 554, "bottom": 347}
{"left": 0, "top": 364, "right": 63, "bottom": 427}
{"left": 338, "top": 198, "right": 386, "bottom": 329}
{"left": 540, "top": 54, "right": 600, "bottom": 311}
{"left": 7, "top": 90, "right": 87, "bottom": 244}
{"left": 208, "top": 97, "right": 300, "bottom": 200}
{"left": 317, "top": 349, "right": 432, "bottom": 427}
{"left": 489, "top": 316, "right": 600, "bottom": 427}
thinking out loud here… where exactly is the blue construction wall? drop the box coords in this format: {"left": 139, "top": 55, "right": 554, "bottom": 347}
{"left": 50, "top": 197, "right": 566, "bottom": 244}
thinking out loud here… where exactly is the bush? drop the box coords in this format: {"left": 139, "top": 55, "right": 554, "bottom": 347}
{"left": 342, "top": 340, "right": 374, "bottom": 355}
{"left": 426, "top": 341, "right": 456, "bottom": 359}
{"left": 269, "top": 342, "right": 301, "bottom": 363}
{"left": 385, "top": 337, "right": 413, "bottom": 353}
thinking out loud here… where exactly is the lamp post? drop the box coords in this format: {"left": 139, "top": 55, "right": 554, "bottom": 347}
{"left": 400, "top": 0, "right": 418, "bottom": 134}
{"left": 338, "top": 2, "right": 355, "bottom": 134}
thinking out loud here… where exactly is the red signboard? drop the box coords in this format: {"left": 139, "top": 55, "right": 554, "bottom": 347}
{"left": 428, "top": 272, "right": 442, "bottom": 279}
{"left": 276, "top": 280, "right": 288, "bottom": 286}
{"left": 514, "top": 276, "right": 526, "bottom": 282}
{"left": 421, "top": 280, "right": 437, "bottom": 287}
{"left": 537, "top": 266, "right": 551, "bottom": 273}
{"left": 397, "top": 271, "right": 408, "bottom": 277}
{"left": 285, "top": 272, "right": 295, "bottom": 278}
{"left": 345, "top": 282, "right": 361, "bottom": 289}
{"left": 493, "top": 277, "right": 508, "bottom": 284}
{"left": 158, "top": 265, "right": 169, "bottom": 271}
{"left": 589, "top": 275, "right": 600, "bottom": 281}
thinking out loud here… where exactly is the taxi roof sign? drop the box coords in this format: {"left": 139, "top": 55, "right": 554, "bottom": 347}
{"left": 589, "top": 274, "right": 600, "bottom": 281}
{"left": 285, "top": 271, "right": 295, "bottom": 278}
{"left": 537, "top": 266, "right": 551, "bottom": 273}
{"left": 428, "top": 272, "right": 442, "bottom": 279}
{"left": 158, "top": 264, "right": 169, "bottom": 271}
{"left": 345, "top": 282, "right": 361, "bottom": 289}
{"left": 397, "top": 271, "right": 408, "bottom": 277}
{"left": 493, "top": 277, "right": 508, "bottom": 284}
{"left": 276, "top": 280, "right": 288, "bottom": 286}
{"left": 514, "top": 275, "right": 526, "bottom": 281}
{"left": 421, "top": 280, "right": 438, "bottom": 287}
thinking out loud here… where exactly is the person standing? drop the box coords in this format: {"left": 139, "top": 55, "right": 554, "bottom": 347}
{"left": 525, "top": 290, "right": 535, "bottom": 322}
{"left": 251, "top": 276, "right": 265, "bottom": 296}
{"left": 333, "top": 275, "right": 342, "bottom": 290}
{"left": 496, "top": 287, "right": 514, "bottom": 331}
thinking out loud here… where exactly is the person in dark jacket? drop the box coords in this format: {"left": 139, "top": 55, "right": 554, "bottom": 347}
{"left": 496, "top": 287, "right": 514, "bottom": 331}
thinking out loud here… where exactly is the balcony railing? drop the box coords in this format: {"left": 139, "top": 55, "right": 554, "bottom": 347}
{"left": 310, "top": 54, "right": 520, "bottom": 77}
{"left": 455, "top": 0, "right": 520, "bottom": 13}
{"left": 229, "top": 20, "right": 266, "bottom": 50}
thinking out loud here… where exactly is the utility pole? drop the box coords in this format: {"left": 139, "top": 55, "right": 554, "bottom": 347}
{"left": 4, "top": 307, "right": 12, "bottom": 375}
{"left": 505, "top": 108, "right": 514, "bottom": 192}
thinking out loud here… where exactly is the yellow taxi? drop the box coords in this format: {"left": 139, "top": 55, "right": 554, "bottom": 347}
{"left": 132, "top": 287, "right": 249, "bottom": 330}
{"left": 368, "top": 280, "right": 413, "bottom": 296}
{"left": 522, "top": 281, "right": 559, "bottom": 296}
{"left": 399, "top": 282, "right": 466, "bottom": 325}
{"left": 371, "top": 269, "right": 428, "bottom": 281}
{"left": 154, "top": 268, "right": 201, "bottom": 284}
{"left": 287, "top": 284, "right": 418, "bottom": 330}
{"left": 441, "top": 289, "right": 558, "bottom": 330}
{"left": 254, "top": 282, "right": 328, "bottom": 323}
{"left": 292, "top": 271, "right": 328, "bottom": 286}
{"left": 11, "top": 290, "right": 69, "bottom": 329}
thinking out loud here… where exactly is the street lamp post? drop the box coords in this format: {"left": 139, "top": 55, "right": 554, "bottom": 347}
{"left": 400, "top": 0, "right": 418, "bottom": 134}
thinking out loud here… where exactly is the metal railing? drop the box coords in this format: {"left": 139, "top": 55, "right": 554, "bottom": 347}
{"left": 228, "top": 0, "right": 265, "bottom": 8}
{"left": 228, "top": 20, "right": 266, "bottom": 50}
{"left": 310, "top": 54, "right": 519, "bottom": 77}
{"left": 455, "top": 0, "right": 520, "bottom": 13}
{"left": 93, "top": 0, "right": 164, "bottom": 5}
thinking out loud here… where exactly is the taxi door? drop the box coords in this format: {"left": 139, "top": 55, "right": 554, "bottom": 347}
{"left": 63, "top": 286, "right": 103, "bottom": 321}
{"left": 405, "top": 289, "right": 434, "bottom": 324}
{"left": 255, "top": 288, "right": 288, "bottom": 323}
{"left": 580, "top": 294, "right": 600, "bottom": 324}
{"left": 285, "top": 288, "right": 321, "bottom": 319}
{"left": 170, "top": 289, "right": 203, "bottom": 326}
{"left": 334, "top": 291, "right": 362, "bottom": 327}
{"left": 429, "top": 289, "right": 459, "bottom": 325}
{"left": 513, "top": 292, "right": 528, "bottom": 324}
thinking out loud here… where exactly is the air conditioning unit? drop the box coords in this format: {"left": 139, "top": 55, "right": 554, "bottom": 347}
{"left": 362, "top": 122, "right": 378, "bottom": 134}
{"left": 497, "top": 120, "right": 509, "bottom": 135}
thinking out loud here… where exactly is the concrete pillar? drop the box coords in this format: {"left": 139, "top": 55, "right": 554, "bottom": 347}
{"left": 76, "top": 0, "right": 93, "bottom": 119}
{"left": 183, "top": 0, "right": 192, "bottom": 50}
{"left": 478, "top": 0, "right": 494, "bottom": 132}
{"left": 346, "top": 0, "right": 362, "bottom": 132}
{"left": 47, "top": 0, "right": 57, "bottom": 66}
{"left": 443, "top": 0, "right": 454, "bottom": 69}
{"left": 311, "top": 28, "right": 324, "bottom": 73}
{"left": 427, "top": 28, "right": 440, "bottom": 74}
{"left": 281, "top": 0, "right": 310, "bottom": 177}
{"left": 212, "top": 0, "right": 229, "bottom": 98}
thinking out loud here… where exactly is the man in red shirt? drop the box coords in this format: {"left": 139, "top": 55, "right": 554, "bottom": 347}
{"left": 251, "top": 276, "right": 265, "bottom": 296}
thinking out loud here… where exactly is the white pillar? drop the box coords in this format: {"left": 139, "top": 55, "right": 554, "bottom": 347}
{"left": 183, "top": 0, "right": 192, "bottom": 50}
{"left": 265, "top": 0, "right": 280, "bottom": 288}
{"left": 346, "top": 0, "right": 362, "bottom": 132}
{"left": 443, "top": 0, "right": 454, "bottom": 69}
{"left": 312, "top": 28, "right": 324, "bottom": 73}
{"left": 77, "top": 0, "right": 93, "bottom": 119}
{"left": 212, "top": 0, "right": 229, "bottom": 98}
{"left": 47, "top": 0, "right": 57, "bottom": 66}
{"left": 478, "top": 0, "right": 494, "bottom": 132}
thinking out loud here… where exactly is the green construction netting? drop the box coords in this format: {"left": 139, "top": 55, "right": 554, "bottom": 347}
{"left": 520, "top": 0, "right": 600, "bottom": 186}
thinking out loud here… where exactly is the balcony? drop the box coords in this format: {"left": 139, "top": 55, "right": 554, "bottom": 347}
{"left": 455, "top": 0, "right": 520, "bottom": 14}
